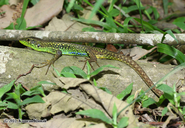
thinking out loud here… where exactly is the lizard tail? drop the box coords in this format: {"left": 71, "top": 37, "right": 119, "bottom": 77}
{"left": 103, "top": 52, "right": 163, "bottom": 97}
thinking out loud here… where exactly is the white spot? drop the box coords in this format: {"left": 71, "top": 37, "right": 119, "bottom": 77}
{"left": 95, "top": 36, "right": 99, "bottom": 40}
{"left": 178, "top": 34, "right": 185, "bottom": 42}
{"left": 8, "top": 75, "right": 11, "bottom": 78}
{"left": 137, "top": 35, "right": 154, "bottom": 45}
{"left": 114, "top": 34, "right": 120, "bottom": 39}
{"left": 164, "top": 34, "right": 175, "bottom": 42}
{"left": 35, "top": 31, "right": 50, "bottom": 38}
{"left": 91, "top": 32, "right": 99, "bottom": 40}
{"left": 9, "top": 33, "right": 14, "bottom": 38}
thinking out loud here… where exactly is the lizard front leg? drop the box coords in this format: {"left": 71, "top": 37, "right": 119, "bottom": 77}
{"left": 35, "top": 50, "right": 62, "bottom": 75}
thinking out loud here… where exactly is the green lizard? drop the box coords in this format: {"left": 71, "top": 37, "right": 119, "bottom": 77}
{"left": 19, "top": 37, "right": 163, "bottom": 97}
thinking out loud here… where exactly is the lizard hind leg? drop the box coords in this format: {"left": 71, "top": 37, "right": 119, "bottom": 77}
{"left": 79, "top": 49, "right": 100, "bottom": 70}
{"left": 79, "top": 58, "right": 98, "bottom": 70}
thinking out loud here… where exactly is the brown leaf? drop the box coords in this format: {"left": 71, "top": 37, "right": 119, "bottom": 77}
{"left": 120, "top": 46, "right": 156, "bottom": 61}
{"left": 0, "top": 5, "right": 16, "bottom": 29}
{"left": 45, "top": 14, "right": 89, "bottom": 31}
{"left": 25, "top": 0, "right": 64, "bottom": 27}
{"left": 29, "top": 118, "right": 107, "bottom": 128}
{"left": 106, "top": 44, "right": 118, "bottom": 53}
{"left": 26, "top": 77, "right": 137, "bottom": 126}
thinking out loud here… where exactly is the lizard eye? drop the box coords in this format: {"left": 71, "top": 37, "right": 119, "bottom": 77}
{"left": 26, "top": 38, "right": 30, "bottom": 42}
{"left": 37, "top": 44, "right": 41, "bottom": 47}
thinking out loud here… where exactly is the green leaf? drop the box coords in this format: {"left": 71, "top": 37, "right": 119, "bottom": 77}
{"left": 66, "top": 0, "right": 75, "bottom": 13}
{"left": 157, "top": 43, "right": 185, "bottom": 64}
{"left": 88, "top": 0, "right": 104, "bottom": 20}
{"left": 142, "top": 98, "right": 156, "bottom": 108}
{"left": 20, "top": 95, "right": 45, "bottom": 106}
{"left": 7, "top": 101, "right": 19, "bottom": 109}
{"left": 21, "top": 0, "right": 29, "bottom": 18}
{"left": 93, "top": 78, "right": 97, "bottom": 86}
{"left": 61, "top": 66, "right": 76, "bottom": 73}
{"left": 6, "top": 92, "right": 21, "bottom": 105}
{"left": 0, "top": 80, "right": 15, "bottom": 99}
{"left": 61, "top": 66, "right": 87, "bottom": 78}
{"left": 177, "top": 92, "right": 185, "bottom": 97}
{"left": 146, "top": 7, "right": 153, "bottom": 14}
{"left": 0, "top": 106, "right": 7, "bottom": 110}
{"left": 157, "top": 84, "right": 173, "bottom": 94}
{"left": 126, "top": 95, "right": 134, "bottom": 104}
{"left": 135, "top": 90, "right": 148, "bottom": 102}
{"left": 154, "top": 62, "right": 185, "bottom": 101}
{"left": 14, "top": 84, "right": 26, "bottom": 97}
{"left": 134, "top": 0, "right": 151, "bottom": 22}
{"left": 37, "top": 81, "right": 56, "bottom": 85}
{"left": 72, "top": 18, "right": 112, "bottom": 30}
{"left": 0, "top": 0, "right": 9, "bottom": 7}
{"left": 123, "top": 17, "right": 133, "bottom": 33}
{"left": 98, "top": 87, "right": 112, "bottom": 94}
{"left": 89, "top": 65, "right": 119, "bottom": 76}
{"left": 0, "top": 101, "right": 8, "bottom": 107}
{"left": 151, "top": 6, "right": 159, "bottom": 20}
{"left": 117, "top": 83, "right": 133, "bottom": 100}
{"left": 159, "top": 55, "right": 173, "bottom": 63}
{"left": 22, "top": 85, "right": 45, "bottom": 97}
{"left": 134, "top": 18, "right": 163, "bottom": 33}
{"left": 172, "top": 29, "right": 181, "bottom": 33}
{"left": 163, "top": 0, "right": 168, "bottom": 15}
{"left": 26, "top": 25, "right": 42, "bottom": 30}
{"left": 161, "top": 107, "right": 168, "bottom": 116}
{"left": 76, "top": 109, "right": 112, "bottom": 124}
{"left": 107, "top": 0, "right": 117, "bottom": 13}
{"left": 4, "top": 23, "right": 14, "bottom": 29}
{"left": 86, "top": 61, "right": 91, "bottom": 79}
{"left": 157, "top": 84, "right": 175, "bottom": 105}
{"left": 112, "top": 103, "right": 117, "bottom": 126}
{"left": 73, "top": 3, "right": 83, "bottom": 11}
{"left": 182, "top": 107, "right": 185, "bottom": 115}
{"left": 30, "top": 0, "right": 39, "bottom": 5}
{"left": 0, "top": 101, "right": 8, "bottom": 110}
{"left": 118, "top": 117, "right": 129, "bottom": 128}
{"left": 165, "top": 30, "right": 178, "bottom": 43}
{"left": 30, "top": 85, "right": 44, "bottom": 91}
{"left": 15, "top": 0, "right": 29, "bottom": 30}
{"left": 126, "top": 5, "right": 144, "bottom": 13}
{"left": 15, "top": 18, "right": 27, "bottom": 30}
{"left": 21, "top": 91, "right": 39, "bottom": 97}
{"left": 61, "top": 72, "right": 77, "bottom": 78}
{"left": 157, "top": 95, "right": 166, "bottom": 106}
{"left": 52, "top": 65, "right": 61, "bottom": 76}
{"left": 109, "top": 8, "right": 120, "bottom": 17}
{"left": 173, "top": 17, "right": 185, "bottom": 30}
{"left": 82, "top": 26, "right": 103, "bottom": 32}
{"left": 105, "top": 16, "right": 118, "bottom": 31}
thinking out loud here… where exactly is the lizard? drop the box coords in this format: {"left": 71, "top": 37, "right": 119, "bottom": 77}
{"left": 19, "top": 37, "right": 163, "bottom": 97}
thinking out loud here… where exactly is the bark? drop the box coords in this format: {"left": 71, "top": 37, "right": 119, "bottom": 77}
{"left": 0, "top": 30, "right": 184, "bottom": 45}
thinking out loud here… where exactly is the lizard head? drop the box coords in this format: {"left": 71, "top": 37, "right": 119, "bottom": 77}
{"left": 19, "top": 37, "right": 57, "bottom": 54}
{"left": 19, "top": 37, "right": 42, "bottom": 49}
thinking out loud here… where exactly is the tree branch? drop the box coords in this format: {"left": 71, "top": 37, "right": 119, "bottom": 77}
{"left": 0, "top": 30, "right": 184, "bottom": 45}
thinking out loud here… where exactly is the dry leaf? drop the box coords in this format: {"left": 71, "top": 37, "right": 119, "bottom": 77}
{"left": 29, "top": 118, "right": 107, "bottom": 128}
{"left": 45, "top": 14, "right": 89, "bottom": 31}
{"left": 26, "top": 77, "right": 137, "bottom": 127}
{"left": 120, "top": 47, "right": 156, "bottom": 60}
{"left": 0, "top": 5, "right": 16, "bottom": 29}
{"left": 25, "top": 0, "right": 64, "bottom": 27}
